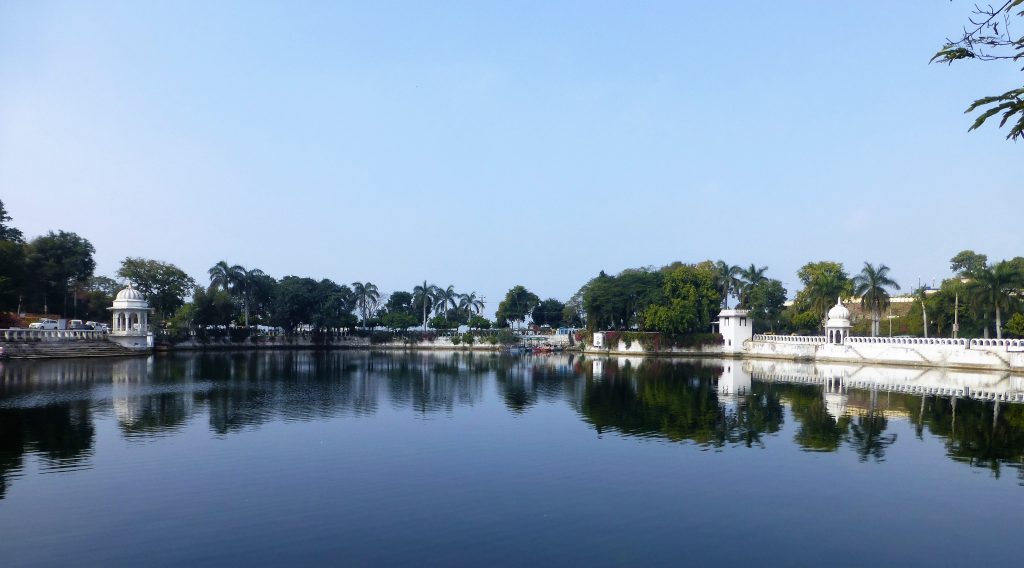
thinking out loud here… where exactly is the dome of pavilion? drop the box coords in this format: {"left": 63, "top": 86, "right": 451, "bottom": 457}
{"left": 112, "top": 285, "right": 150, "bottom": 310}
{"left": 826, "top": 298, "right": 850, "bottom": 323}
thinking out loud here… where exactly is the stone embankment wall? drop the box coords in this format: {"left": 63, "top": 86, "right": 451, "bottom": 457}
{"left": 583, "top": 339, "right": 723, "bottom": 357}
{"left": 582, "top": 333, "right": 1024, "bottom": 372}
{"left": 0, "top": 329, "right": 140, "bottom": 359}
{"left": 746, "top": 336, "right": 1024, "bottom": 371}
{"left": 159, "top": 336, "right": 503, "bottom": 352}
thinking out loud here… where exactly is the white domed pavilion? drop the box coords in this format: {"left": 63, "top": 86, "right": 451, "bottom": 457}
{"left": 825, "top": 298, "right": 851, "bottom": 345}
{"left": 107, "top": 285, "right": 154, "bottom": 350}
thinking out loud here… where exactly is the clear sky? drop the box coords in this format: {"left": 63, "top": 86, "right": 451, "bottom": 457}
{"left": 1, "top": 1, "right": 1021, "bottom": 312}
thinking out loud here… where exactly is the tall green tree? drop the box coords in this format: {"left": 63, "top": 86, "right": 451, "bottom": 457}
{"left": 794, "top": 261, "right": 852, "bottom": 327}
{"left": 433, "top": 285, "right": 460, "bottom": 317}
{"left": 78, "top": 276, "right": 121, "bottom": 322}
{"left": 312, "top": 279, "right": 357, "bottom": 330}
{"left": 737, "top": 264, "right": 768, "bottom": 308}
{"left": 207, "top": 261, "right": 243, "bottom": 295}
{"left": 532, "top": 297, "right": 566, "bottom": 328}
{"left": 0, "top": 200, "right": 24, "bottom": 243}
{"left": 852, "top": 262, "right": 900, "bottom": 337}
{"left": 272, "top": 276, "right": 317, "bottom": 333}
{"left": 243, "top": 270, "right": 277, "bottom": 325}
{"left": 25, "top": 231, "right": 96, "bottom": 316}
{"left": 562, "top": 290, "right": 585, "bottom": 328}
{"left": 967, "top": 261, "right": 1023, "bottom": 339}
{"left": 117, "top": 257, "right": 197, "bottom": 322}
{"left": 932, "top": 1, "right": 1024, "bottom": 140}
{"left": 495, "top": 285, "right": 540, "bottom": 329}
{"left": 744, "top": 279, "right": 788, "bottom": 333}
{"left": 459, "top": 291, "right": 485, "bottom": 323}
{"left": 642, "top": 262, "right": 721, "bottom": 335}
{"left": 384, "top": 291, "right": 415, "bottom": 316}
{"left": 352, "top": 282, "right": 380, "bottom": 327}
{"left": 192, "top": 288, "right": 236, "bottom": 330}
{"left": 236, "top": 267, "right": 268, "bottom": 327}
{"left": 581, "top": 269, "right": 664, "bottom": 330}
{"left": 0, "top": 240, "right": 26, "bottom": 311}
{"left": 950, "top": 250, "right": 989, "bottom": 276}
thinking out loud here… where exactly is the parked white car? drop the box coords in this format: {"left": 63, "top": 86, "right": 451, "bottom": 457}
{"left": 28, "top": 318, "right": 58, "bottom": 330}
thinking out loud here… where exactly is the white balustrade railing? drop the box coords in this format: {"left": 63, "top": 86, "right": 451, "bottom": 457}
{"left": 846, "top": 336, "right": 970, "bottom": 347}
{"left": 752, "top": 334, "right": 826, "bottom": 344}
{"left": 753, "top": 333, "right": 1024, "bottom": 352}
{"left": 969, "top": 338, "right": 1024, "bottom": 350}
{"left": 0, "top": 328, "right": 109, "bottom": 342}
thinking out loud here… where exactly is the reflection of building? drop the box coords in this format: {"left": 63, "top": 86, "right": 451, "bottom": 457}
{"left": 822, "top": 372, "right": 849, "bottom": 419}
{"left": 717, "top": 362, "right": 751, "bottom": 406}
{"left": 108, "top": 285, "right": 154, "bottom": 350}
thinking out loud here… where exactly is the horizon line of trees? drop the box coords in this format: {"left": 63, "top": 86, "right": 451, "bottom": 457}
{"left": 2, "top": 199, "right": 1023, "bottom": 340}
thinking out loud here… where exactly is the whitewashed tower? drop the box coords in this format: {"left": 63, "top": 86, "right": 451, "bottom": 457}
{"left": 717, "top": 309, "right": 753, "bottom": 353}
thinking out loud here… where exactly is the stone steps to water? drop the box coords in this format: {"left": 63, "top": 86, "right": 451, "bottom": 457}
{"left": 0, "top": 341, "right": 144, "bottom": 359}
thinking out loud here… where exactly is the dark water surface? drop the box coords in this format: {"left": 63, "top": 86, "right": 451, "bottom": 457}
{"left": 0, "top": 351, "right": 1021, "bottom": 566}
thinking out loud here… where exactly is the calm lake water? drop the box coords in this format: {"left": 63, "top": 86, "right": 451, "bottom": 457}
{"left": 0, "top": 351, "right": 1021, "bottom": 567}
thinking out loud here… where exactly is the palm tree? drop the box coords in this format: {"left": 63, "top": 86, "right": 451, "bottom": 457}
{"left": 433, "top": 285, "right": 459, "bottom": 317}
{"left": 412, "top": 280, "right": 438, "bottom": 330}
{"left": 913, "top": 286, "right": 929, "bottom": 339}
{"left": 852, "top": 262, "right": 900, "bottom": 337}
{"left": 208, "top": 261, "right": 243, "bottom": 294}
{"left": 967, "top": 261, "right": 1022, "bottom": 339}
{"left": 738, "top": 264, "right": 768, "bottom": 308}
{"left": 237, "top": 267, "right": 266, "bottom": 328}
{"left": 805, "top": 272, "right": 850, "bottom": 328}
{"left": 208, "top": 261, "right": 244, "bottom": 326}
{"left": 352, "top": 282, "right": 380, "bottom": 328}
{"left": 460, "top": 291, "right": 485, "bottom": 326}
{"left": 714, "top": 260, "right": 742, "bottom": 309}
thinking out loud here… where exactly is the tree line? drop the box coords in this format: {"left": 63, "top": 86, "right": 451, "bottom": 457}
{"left": 2, "top": 199, "right": 1022, "bottom": 339}
{"left": 571, "top": 252, "right": 1024, "bottom": 340}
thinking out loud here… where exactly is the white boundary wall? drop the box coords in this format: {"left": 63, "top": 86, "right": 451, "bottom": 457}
{"left": 746, "top": 335, "right": 1024, "bottom": 371}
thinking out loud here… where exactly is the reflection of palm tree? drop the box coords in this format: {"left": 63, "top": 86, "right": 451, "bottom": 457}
{"left": 967, "top": 261, "right": 1022, "bottom": 339}
{"left": 852, "top": 262, "right": 900, "bottom": 337}
{"left": 848, "top": 413, "right": 897, "bottom": 462}
{"left": 352, "top": 282, "right": 380, "bottom": 328}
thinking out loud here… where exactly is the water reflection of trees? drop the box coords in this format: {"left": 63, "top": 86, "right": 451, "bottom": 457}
{"left": 1, "top": 353, "right": 1023, "bottom": 500}
{"left": 910, "top": 395, "right": 1024, "bottom": 479}
{"left": 578, "top": 359, "right": 784, "bottom": 446}
{"left": 494, "top": 355, "right": 583, "bottom": 414}
{"left": 0, "top": 401, "right": 94, "bottom": 499}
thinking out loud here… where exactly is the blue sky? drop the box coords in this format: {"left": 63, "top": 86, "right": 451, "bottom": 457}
{"left": 1, "top": 1, "right": 1020, "bottom": 312}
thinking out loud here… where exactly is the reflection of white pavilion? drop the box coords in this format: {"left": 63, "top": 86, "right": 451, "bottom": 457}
{"left": 107, "top": 285, "right": 154, "bottom": 350}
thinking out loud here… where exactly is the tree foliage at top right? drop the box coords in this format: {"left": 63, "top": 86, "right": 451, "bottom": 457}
{"left": 932, "top": 0, "right": 1024, "bottom": 140}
